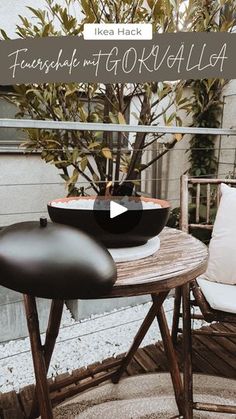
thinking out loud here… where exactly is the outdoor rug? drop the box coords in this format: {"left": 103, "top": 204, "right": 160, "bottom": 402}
{"left": 53, "top": 373, "right": 236, "bottom": 418}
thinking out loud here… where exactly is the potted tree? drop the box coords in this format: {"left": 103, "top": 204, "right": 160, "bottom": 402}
{"left": 0, "top": 0, "right": 193, "bottom": 247}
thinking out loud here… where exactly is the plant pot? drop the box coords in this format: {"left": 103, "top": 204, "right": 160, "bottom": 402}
{"left": 47, "top": 196, "right": 170, "bottom": 248}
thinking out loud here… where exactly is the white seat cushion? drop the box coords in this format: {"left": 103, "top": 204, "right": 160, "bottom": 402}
{"left": 202, "top": 183, "right": 236, "bottom": 285}
{"left": 197, "top": 277, "right": 236, "bottom": 314}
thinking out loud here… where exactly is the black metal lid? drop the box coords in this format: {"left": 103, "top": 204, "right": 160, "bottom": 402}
{"left": 0, "top": 220, "right": 117, "bottom": 299}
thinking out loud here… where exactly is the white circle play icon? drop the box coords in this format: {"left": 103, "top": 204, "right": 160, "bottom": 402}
{"left": 110, "top": 201, "right": 128, "bottom": 219}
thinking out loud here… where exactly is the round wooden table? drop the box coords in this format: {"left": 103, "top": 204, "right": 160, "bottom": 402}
{"left": 110, "top": 227, "right": 207, "bottom": 297}
{"left": 25, "top": 227, "right": 208, "bottom": 419}
{"left": 108, "top": 227, "right": 208, "bottom": 419}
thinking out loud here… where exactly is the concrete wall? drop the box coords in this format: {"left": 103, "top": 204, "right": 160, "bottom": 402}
{"left": 0, "top": 154, "right": 66, "bottom": 226}
{"left": 0, "top": 288, "right": 51, "bottom": 343}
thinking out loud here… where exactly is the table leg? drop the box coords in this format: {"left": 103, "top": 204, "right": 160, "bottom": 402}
{"left": 172, "top": 286, "right": 182, "bottom": 346}
{"left": 112, "top": 291, "right": 168, "bottom": 384}
{"left": 24, "top": 295, "right": 53, "bottom": 419}
{"left": 152, "top": 295, "right": 184, "bottom": 417}
{"left": 29, "top": 299, "right": 64, "bottom": 419}
{"left": 182, "top": 282, "right": 193, "bottom": 419}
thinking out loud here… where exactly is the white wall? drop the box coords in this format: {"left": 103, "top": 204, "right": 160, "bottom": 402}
{"left": 0, "top": 154, "right": 66, "bottom": 226}
{"left": 161, "top": 100, "right": 192, "bottom": 206}
{"left": 0, "top": 86, "right": 192, "bottom": 225}
{"left": 150, "top": 81, "right": 236, "bottom": 207}
{"left": 217, "top": 80, "right": 236, "bottom": 178}
{"left": 0, "top": 0, "right": 46, "bottom": 37}
{"left": 139, "top": 86, "right": 193, "bottom": 206}
{"left": 0, "top": 0, "right": 82, "bottom": 38}
{"left": 0, "top": 0, "right": 70, "bottom": 226}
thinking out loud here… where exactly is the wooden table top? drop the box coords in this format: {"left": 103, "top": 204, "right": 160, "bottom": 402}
{"left": 104, "top": 227, "right": 208, "bottom": 298}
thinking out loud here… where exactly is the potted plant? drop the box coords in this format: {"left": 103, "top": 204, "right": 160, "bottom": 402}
{"left": 0, "top": 0, "right": 194, "bottom": 247}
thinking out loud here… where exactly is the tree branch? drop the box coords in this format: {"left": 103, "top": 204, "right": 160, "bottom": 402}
{"left": 72, "top": 163, "right": 100, "bottom": 194}
{"left": 140, "top": 138, "right": 179, "bottom": 172}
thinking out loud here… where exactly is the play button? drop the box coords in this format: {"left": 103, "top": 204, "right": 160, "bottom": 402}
{"left": 93, "top": 195, "right": 143, "bottom": 246}
{"left": 110, "top": 201, "right": 128, "bottom": 219}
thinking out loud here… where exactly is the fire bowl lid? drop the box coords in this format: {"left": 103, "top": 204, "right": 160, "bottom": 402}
{"left": 0, "top": 219, "right": 117, "bottom": 299}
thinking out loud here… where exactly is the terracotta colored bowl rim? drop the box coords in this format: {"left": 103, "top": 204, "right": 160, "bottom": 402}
{"left": 48, "top": 196, "right": 170, "bottom": 209}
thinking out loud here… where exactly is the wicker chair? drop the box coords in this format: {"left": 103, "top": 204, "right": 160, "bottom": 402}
{"left": 172, "top": 174, "right": 236, "bottom": 415}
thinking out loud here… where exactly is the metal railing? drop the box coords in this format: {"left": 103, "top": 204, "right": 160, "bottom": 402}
{"left": 0, "top": 118, "right": 236, "bottom": 136}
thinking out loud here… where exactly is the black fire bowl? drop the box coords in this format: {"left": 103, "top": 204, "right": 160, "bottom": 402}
{"left": 48, "top": 196, "right": 170, "bottom": 248}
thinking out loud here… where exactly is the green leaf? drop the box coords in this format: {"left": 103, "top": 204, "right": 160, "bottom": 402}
{"left": 174, "top": 133, "right": 183, "bottom": 142}
{"left": 42, "top": 23, "right": 53, "bottom": 37}
{"left": 175, "top": 87, "right": 183, "bottom": 104}
{"left": 68, "top": 168, "right": 79, "bottom": 186}
{"left": 93, "top": 173, "right": 99, "bottom": 182}
{"left": 27, "top": 7, "right": 45, "bottom": 23}
{"left": 81, "top": 0, "right": 95, "bottom": 19}
{"left": 72, "top": 148, "right": 79, "bottom": 164}
{"left": 0, "top": 29, "right": 10, "bottom": 40}
{"left": 88, "top": 141, "right": 101, "bottom": 149}
{"left": 101, "top": 147, "right": 112, "bottom": 159}
{"left": 118, "top": 112, "right": 126, "bottom": 125}
{"left": 131, "top": 180, "right": 141, "bottom": 186}
{"left": 80, "top": 157, "right": 88, "bottom": 171}
{"left": 109, "top": 112, "right": 118, "bottom": 124}
{"left": 60, "top": 173, "right": 69, "bottom": 181}
{"left": 19, "top": 15, "right": 30, "bottom": 29}
{"left": 153, "top": 0, "right": 163, "bottom": 18}
{"left": 146, "top": 0, "right": 154, "bottom": 8}
{"left": 44, "top": 153, "right": 54, "bottom": 162}
{"left": 54, "top": 108, "right": 64, "bottom": 119}
{"left": 65, "top": 88, "right": 78, "bottom": 97}
{"left": 54, "top": 160, "right": 70, "bottom": 169}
